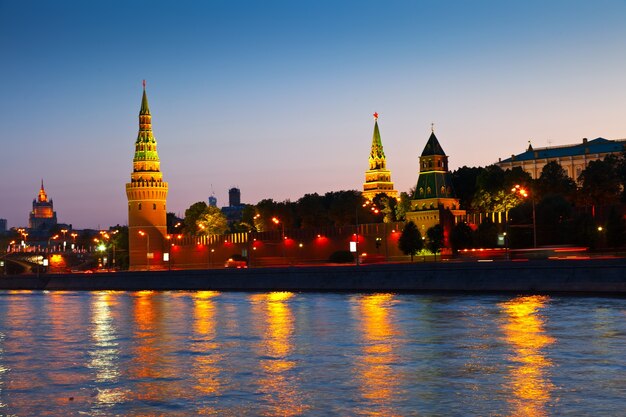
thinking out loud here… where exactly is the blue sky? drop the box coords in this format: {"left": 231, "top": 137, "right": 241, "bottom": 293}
{"left": 1, "top": 0, "right": 625, "bottom": 229}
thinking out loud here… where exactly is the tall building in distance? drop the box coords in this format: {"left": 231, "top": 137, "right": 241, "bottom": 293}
{"left": 406, "top": 128, "right": 465, "bottom": 240}
{"left": 29, "top": 180, "right": 58, "bottom": 232}
{"left": 362, "top": 113, "right": 398, "bottom": 201}
{"left": 125, "top": 82, "right": 169, "bottom": 270}
{"left": 222, "top": 187, "right": 245, "bottom": 222}
{"left": 0, "top": 218, "right": 7, "bottom": 234}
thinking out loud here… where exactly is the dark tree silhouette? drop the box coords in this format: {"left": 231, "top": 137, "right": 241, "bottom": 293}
{"left": 398, "top": 221, "right": 423, "bottom": 262}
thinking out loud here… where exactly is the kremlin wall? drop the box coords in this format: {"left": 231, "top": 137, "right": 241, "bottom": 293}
{"left": 125, "top": 85, "right": 467, "bottom": 270}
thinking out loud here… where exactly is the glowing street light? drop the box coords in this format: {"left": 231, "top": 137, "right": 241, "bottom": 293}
{"left": 272, "top": 217, "right": 286, "bottom": 261}
{"left": 138, "top": 230, "right": 150, "bottom": 271}
{"left": 512, "top": 184, "right": 537, "bottom": 248}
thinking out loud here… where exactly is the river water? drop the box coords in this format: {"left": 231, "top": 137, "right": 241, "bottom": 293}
{"left": 0, "top": 291, "right": 623, "bottom": 416}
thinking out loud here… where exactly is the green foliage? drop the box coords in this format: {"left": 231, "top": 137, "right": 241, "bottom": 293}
{"left": 395, "top": 191, "right": 412, "bottom": 221}
{"left": 450, "top": 222, "right": 473, "bottom": 253}
{"left": 109, "top": 225, "right": 129, "bottom": 270}
{"left": 197, "top": 206, "right": 229, "bottom": 236}
{"left": 373, "top": 193, "right": 397, "bottom": 223}
{"left": 473, "top": 165, "right": 532, "bottom": 213}
{"left": 398, "top": 221, "right": 423, "bottom": 261}
{"left": 167, "top": 212, "right": 184, "bottom": 234}
{"left": 328, "top": 250, "right": 354, "bottom": 263}
{"left": 426, "top": 224, "right": 444, "bottom": 260}
{"left": 184, "top": 201, "right": 209, "bottom": 234}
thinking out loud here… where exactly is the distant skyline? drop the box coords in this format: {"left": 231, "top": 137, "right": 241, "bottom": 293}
{"left": 1, "top": 0, "right": 625, "bottom": 229}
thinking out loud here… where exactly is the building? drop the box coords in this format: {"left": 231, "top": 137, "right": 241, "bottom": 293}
{"left": 28, "top": 180, "right": 58, "bottom": 233}
{"left": 0, "top": 218, "right": 6, "bottom": 234}
{"left": 125, "top": 82, "right": 169, "bottom": 270}
{"left": 221, "top": 187, "right": 245, "bottom": 222}
{"left": 362, "top": 113, "right": 398, "bottom": 201}
{"left": 208, "top": 195, "right": 217, "bottom": 207}
{"left": 405, "top": 129, "right": 465, "bottom": 243}
{"left": 497, "top": 137, "right": 626, "bottom": 180}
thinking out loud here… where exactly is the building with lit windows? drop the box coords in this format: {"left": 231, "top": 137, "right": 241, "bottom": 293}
{"left": 497, "top": 137, "right": 626, "bottom": 180}
{"left": 362, "top": 113, "right": 398, "bottom": 201}
{"left": 28, "top": 180, "right": 58, "bottom": 232}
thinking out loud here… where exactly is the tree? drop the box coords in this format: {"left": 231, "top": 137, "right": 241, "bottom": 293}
{"left": 395, "top": 191, "right": 412, "bottom": 221}
{"left": 426, "top": 224, "right": 444, "bottom": 261}
{"left": 578, "top": 156, "right": 622, "bottom": 208}
{"left": 398, "top": 221, "right": 423, "bottom": 261}
{"left": 197, "top": 206, "right": 229, "bottom": 236}
{"left": 450, "top": 222, "right": 473, "bottom": 253}
{"left": 476, "top": 219, "right": 498, "bottom": 247}
{"left": 536, "top": 161, "right": 576, "bottom": 200}
{"left": 184, "top": 201, "right": 209, "bottom": 234}
{"left": 451, "top": 166, "right": 484, "bottom": 209}
{"left": 606, "top": 206, "right": 626, "bottom": 248}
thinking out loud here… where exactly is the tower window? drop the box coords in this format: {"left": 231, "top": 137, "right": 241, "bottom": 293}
{"left": 153, "top": 203, "right": 156, "bottom": 210}
{"left": 138, "top": 203, "right": 142, "bottom": 210}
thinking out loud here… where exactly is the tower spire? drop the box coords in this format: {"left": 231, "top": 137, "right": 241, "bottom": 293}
{"left": 362, "top": 112, "right": 397, "bottom": 200}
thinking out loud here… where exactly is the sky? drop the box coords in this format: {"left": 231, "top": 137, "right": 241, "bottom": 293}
{"left": 1, "top": 0, "right": 625, "bottom": 229}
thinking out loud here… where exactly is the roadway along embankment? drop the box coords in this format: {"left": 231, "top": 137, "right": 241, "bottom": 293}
{"left": 1, "top": 258, "right": 625, "bottom": 295}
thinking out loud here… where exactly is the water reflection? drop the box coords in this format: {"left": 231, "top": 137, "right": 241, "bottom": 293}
{"left": 354, "top": 293, "right": 400, "bottom": 416}
{"left": 250, "top": 292, "right": 306, "bottom": 416}
{"left": 192, "top": 291, "right": 223, "bottom": 408}
{"left": 500, "top": 295, "right": 555, "bottom": 417}
{"left": 89, "top": 292, "right": 126, "bottom": 410}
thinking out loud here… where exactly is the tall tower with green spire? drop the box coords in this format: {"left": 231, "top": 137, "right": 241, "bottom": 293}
{"left": 362, "top": 113, "right": 398, "bottom": 201}
{"left": 406, "top": 126, "right": 465, "bottom": 242}
{"left": 126, "top": 81, "right": 169, "bottom": 270}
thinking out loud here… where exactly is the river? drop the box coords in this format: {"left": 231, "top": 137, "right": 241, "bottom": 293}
{"left": 0, "top": 291, "right": 624, "bottom": 416}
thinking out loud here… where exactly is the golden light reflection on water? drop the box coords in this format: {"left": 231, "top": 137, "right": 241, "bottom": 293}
{"left": 192, "top": 291, "right": 223, "bottom": 400}
{"left": 250, "top": 292, "right": 306, "bottom": 416}
{"left": 354, "top": 293, "right": 400, "bottom": 416}
{"left": 500, "top": 295, "right": 555, "bottom": 417}
{"left": 89, "top": 292, "right": 127, "bottom": 407}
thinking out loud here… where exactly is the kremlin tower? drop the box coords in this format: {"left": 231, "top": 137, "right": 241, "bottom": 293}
{"left": 126, "top": 82, "right": 169, "bottom": 270}
{"left": 362, "top": 113, "right": 398, "bottom": 201}
{"left": 406, "top": 127, "right": 465, "bottom": 240}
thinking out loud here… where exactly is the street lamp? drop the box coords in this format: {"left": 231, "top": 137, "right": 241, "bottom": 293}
{"left": 512, "top": 184, "right": 537, "bottom": 248}
{"left": 272, "top": 217, "right": 286, "bottom": 262}
{"left": 70, "top": 232, "right": 78, "bottom": 251}
{"left": 61, "top": 229, "right": 68, "bottom": 251}
{"left": 48, "top": 235, "right": 59, "bottom": 252}
{"left": 138, "top": 230, "right": 150, "bottom": 271}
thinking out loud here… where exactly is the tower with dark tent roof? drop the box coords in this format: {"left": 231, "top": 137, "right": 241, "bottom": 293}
{"left": 406, "top": 127, "right": 465, "bottom": 241}
{"left": 362, "top": 113, "right": 398, "bottom": 201}
{"left": 125, "top": 81, "right": 169, "bottom": 270}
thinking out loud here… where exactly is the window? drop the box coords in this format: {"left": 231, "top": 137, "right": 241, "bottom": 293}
{"left": 153, "top": 203, "right": 156, "bottom": 210}
{"left": 138, "top": 203, "right": 142, "bottom": 210}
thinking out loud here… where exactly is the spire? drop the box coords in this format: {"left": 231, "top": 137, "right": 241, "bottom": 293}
{"left": 369, "top": 112, "right": 386, "bottom": 169}
{"left": 38, "top": 179, "right": 48, "bottom": 202}
{"left": 421, "top": 130, "right": 446, "bottom": 156}
{"left": 140, "top": 80, "right": 150, "bottom": 115}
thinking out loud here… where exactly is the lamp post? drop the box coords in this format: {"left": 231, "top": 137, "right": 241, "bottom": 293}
{"left": 512, "top": 184, "right": 537, "bottom": 248}
{"left": 272, "top": 217, "right": 286, "bottom": 262}
{"left": 138, "top": 230, "right": 150, "bottom": 271}
{"left": 61, "top": 229, "right": 68, "bottom": 251}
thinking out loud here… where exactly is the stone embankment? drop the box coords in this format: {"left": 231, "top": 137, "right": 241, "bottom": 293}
{"left": 1, "top": 258, "right": 625, "bottom": 295}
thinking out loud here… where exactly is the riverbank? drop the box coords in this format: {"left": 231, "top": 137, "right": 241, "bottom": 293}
{"left": 1, "top": 258, "right": 625, "bottom": 295}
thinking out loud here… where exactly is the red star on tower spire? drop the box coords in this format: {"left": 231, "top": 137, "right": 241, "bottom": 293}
{"left": 373, "top": 112, "right": 379, "bottom": 120}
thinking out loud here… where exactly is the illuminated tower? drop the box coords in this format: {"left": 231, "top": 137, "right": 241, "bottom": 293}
{"left": 29, "top": 180, "right": 57, "bottom": 231}
{"left": 126, "top": 82, "right": 169, "bottom": 270}
{"left": 406, "top": 126, "right": 465, "bottom": 243}
{"left": 362, "top": 113, "right": 398, "bottom": 201}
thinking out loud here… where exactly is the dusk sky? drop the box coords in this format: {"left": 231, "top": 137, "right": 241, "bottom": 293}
{"left": 1, "top": 0, "right": 625, "bottom": 229}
